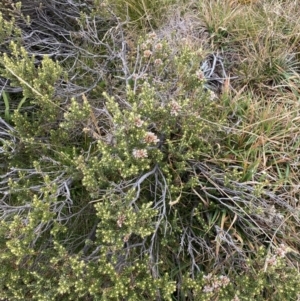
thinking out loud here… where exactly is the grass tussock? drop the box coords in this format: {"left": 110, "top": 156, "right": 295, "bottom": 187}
{"left": 0, "top": 0, "right": 300, "bottom": 300}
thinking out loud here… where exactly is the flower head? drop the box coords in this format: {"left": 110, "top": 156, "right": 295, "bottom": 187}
{"left": 134, "top": 116, "right": 144, "bottom": 127}
{"left": 170, "top": 100, "right": 181, "bottom": 116}
{"left": 144, "top": 132, "right": 159, "bottom": 144}
{"left": 196, "top": 70, "right": 205, "bottom": 81}
{"left": 154, "top": 43, "right": 163, "bottom": 51}
{"left": 203, "top": 285, "right": 214, "bottom": 293}
{"left": 275, "top": 244, "right": 290, "bottom": 258}
{"left": 133, "top": 149, "right": 148, "bottom": 159}
{"left": 209, "top": 90, "right": 217, "bottom": 100}
{"left": 202, "top": 273, "right": 230, "bottom": 293}
{"left": 148, "top": 32, "right": 157, "bottom": 39}
{"left": 219, "top": 275, "right": 230, "bottom": 286}
{"left": 143, "top": 50, "right": 152, "bottom": 58}
{"left": 154, "top": 59, "right": 163, "bottom": 66}
{"left": 117, "top": 214, "right": 125, "bottom": 228}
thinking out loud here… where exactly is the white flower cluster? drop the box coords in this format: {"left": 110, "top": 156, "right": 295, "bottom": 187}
{"left": 170, "top": 100, "right": 181, "bottom": 116}
{"left": 132, "top": 132, "right": 159, "bottom": 160}
{"left": 202, "top": 273, "right": 230, "bottom": 293}
{"left": 134, "top": 116, "right": 144, "bottom": 127}
{"left": 154, "top": 43, "right": 163, "bottom": 51}
{"left": 117, "top": 214, "right": 126, "bottom": 228}
{"left": 154, "top": 58, "right": 163, "bottom": 66}
{"left": 144, "top": 132, "right": 159, "bottom": 144}
{"left": 143, "top": 50, "right": 152, "bottom": 58}
{"left": 196, "top": 70, "right": 205, "bottom": 81}
{"left": 141, "top": 32, "right": 163, "bottom": 61}
{"left": 275, "top": 243, "right": 290, "bottom": 258}
{"left": 132, "top": 149, "right": 148, "bottom": 159}
{"left": 266, "top": 244, "right": 291, "bottom": 267}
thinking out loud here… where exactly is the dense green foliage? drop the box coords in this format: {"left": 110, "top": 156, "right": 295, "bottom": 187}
{"left": 0, "top": 0, "right": 300, "bottom": 300}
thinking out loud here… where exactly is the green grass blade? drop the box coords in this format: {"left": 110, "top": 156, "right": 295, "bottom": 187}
{"left": 1, "top": 90, "right": 10, "bottom": 121}
{"left": 17, "top": 96, "right": 28, "bottom": 111}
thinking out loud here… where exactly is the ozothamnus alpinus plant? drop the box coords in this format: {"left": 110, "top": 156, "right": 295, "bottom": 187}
{"left": 0, "top": 1, "right": 300, "bottom": 300}
{"left": 65, "top": 30, "right": 299, "bottom": 299}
